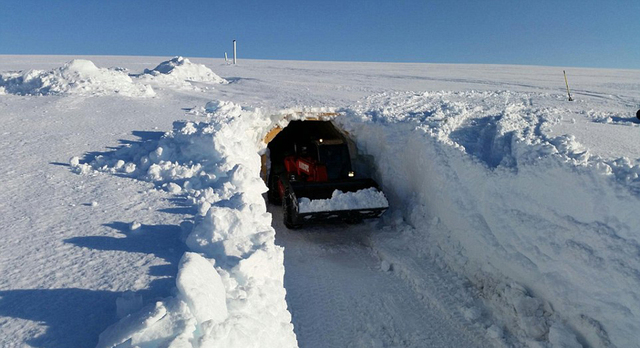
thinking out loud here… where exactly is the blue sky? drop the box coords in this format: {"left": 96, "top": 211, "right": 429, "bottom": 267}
{"left": 1, "top": 0, "right": 638, "bottom": 69}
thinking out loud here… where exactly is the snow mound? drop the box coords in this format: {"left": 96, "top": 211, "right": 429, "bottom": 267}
{"left": 81, "top": 102, "right": 296, "bottom": 348}
{"left": 298, "top": 188, "right": 388, "bottom": 213}
{"left": 139, "top": 56, "right": 227, "bottom": 88}
{"left": 338, "top": 90, "right": 640, "bottom": 347}
{"left": 0, "top": 59, "right": 155, "bottom": 97}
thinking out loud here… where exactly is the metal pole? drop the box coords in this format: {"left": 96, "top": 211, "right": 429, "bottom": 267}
{"left": 233, "top": 40, "right": 237, "bottom": 65}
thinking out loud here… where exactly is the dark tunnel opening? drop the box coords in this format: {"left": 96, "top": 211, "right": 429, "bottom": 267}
{"left": 263, "top": 119, "right": 387, "bottom": 228}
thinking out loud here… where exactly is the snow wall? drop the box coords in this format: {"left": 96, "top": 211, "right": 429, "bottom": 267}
{"left": 337, "top": 91, "right": 640, "bottom": 348}
{"left": 78, "top": 101, "right": 305, "bottom": 348}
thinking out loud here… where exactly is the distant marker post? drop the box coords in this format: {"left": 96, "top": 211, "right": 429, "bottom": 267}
{"left": 563, "top": 70, "right": 574, "bottom": 101}
{"left": 233, "top": 40, "right": 237, "bottom": 65}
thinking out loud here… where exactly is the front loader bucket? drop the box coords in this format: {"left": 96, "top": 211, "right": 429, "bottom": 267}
{"left": 290, "top": 178, "right": 382, "bottom": 200}
{"left": 285, "top": 179, "right": 388, "bottom": 227}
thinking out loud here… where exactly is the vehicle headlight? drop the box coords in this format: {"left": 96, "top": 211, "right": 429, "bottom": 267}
{"left": 348, "top": 171, "right": 355, "bottom": 177}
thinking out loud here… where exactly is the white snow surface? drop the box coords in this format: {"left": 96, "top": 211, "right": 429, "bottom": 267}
{"left": 0, "top": 59, "right": 155, "bottom": 97}
{"left": 0, "top": 56, "right": 227, "bottom": 97}
{"left": 1, "top": 55, "right": 640, "bottom": 348}
{"left": 298, "top": 188, "right": 389, "bottom": 213}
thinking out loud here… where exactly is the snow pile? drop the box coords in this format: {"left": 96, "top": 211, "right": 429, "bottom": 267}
{"left": 0, "top": 59, "right": 155, "bottom": 97}
{"left": 298, "top": 188, "right": 388, "bottom": 213}
{"left": 338, "top": 91, "right": 640, "bottom": 348}
{"left": 139, "top": 56, "right": 227, "bottom": 88}
{"left": 76, "top": 101, "right": 296, "bottom": 348}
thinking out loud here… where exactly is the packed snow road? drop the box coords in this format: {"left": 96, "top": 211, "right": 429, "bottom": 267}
{"left": 270, "top": 206, "right": 495, "bottom": 348}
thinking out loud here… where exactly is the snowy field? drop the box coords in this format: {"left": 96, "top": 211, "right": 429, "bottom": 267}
{"left": 1, "top": 55, "right": 639, "bottom": 348}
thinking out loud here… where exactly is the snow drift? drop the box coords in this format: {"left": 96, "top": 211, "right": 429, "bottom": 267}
{"left": 139, "top": 56, "right": 228, "bottom": 89}
{"left": 0, "top": 59, "right": 155, "bottom": 97}
{"left": 338, "top": 90, "right": 640, "bottom": 348}
{"left": 75, "top": 101, "right": 296, "bottom": 348}
{"left": 0, "top": 56, "right": 228, "bottom": 97}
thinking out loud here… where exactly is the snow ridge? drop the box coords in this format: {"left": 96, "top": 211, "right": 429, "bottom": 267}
{"left": 0, "top": 59, "right": 155, "bottom": 97}
{"left": 75, "top": 101, "right": 296, "bottom": 348}
{"left": 338, "top": 90, "right": 640, "bottom": 348}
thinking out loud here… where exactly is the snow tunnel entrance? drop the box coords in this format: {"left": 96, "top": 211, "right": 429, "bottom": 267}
{"left": 261, "top": 116, "right": 388, "bottom": 228}
{"left": 263, "top": 120, "right": 357, "bottom": 202}
{"left": 262, "top": 116, "right": 342, "bottom": 182}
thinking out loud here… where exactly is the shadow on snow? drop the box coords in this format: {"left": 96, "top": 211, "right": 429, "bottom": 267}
{"left": 0, "top": 221, "right": 188, "bottom": 347}
{"left": 0, "top": 288, "right": 119, "bottom": 348}
{"left": 7, "top": 128, "right": 198, "bottom": 347}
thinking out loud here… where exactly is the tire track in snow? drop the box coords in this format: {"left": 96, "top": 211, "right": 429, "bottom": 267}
{"left": 371, "top": 229, "right": 514, "bottom": 348}
{"left": 271, "top": 205, "right": 497, "bottom": 348}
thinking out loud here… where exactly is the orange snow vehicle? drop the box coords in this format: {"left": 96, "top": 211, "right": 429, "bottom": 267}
{"left": 267, "top": 120, "right": 388, "bottom": 229}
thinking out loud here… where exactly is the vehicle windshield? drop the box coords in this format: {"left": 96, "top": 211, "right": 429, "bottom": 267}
{"left": 317, "top": 144, "right": 351, "bottom": 180}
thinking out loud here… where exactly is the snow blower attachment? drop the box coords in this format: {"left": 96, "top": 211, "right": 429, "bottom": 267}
{"left": 267, "top": 120, "right": 388, "bottom": 229}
